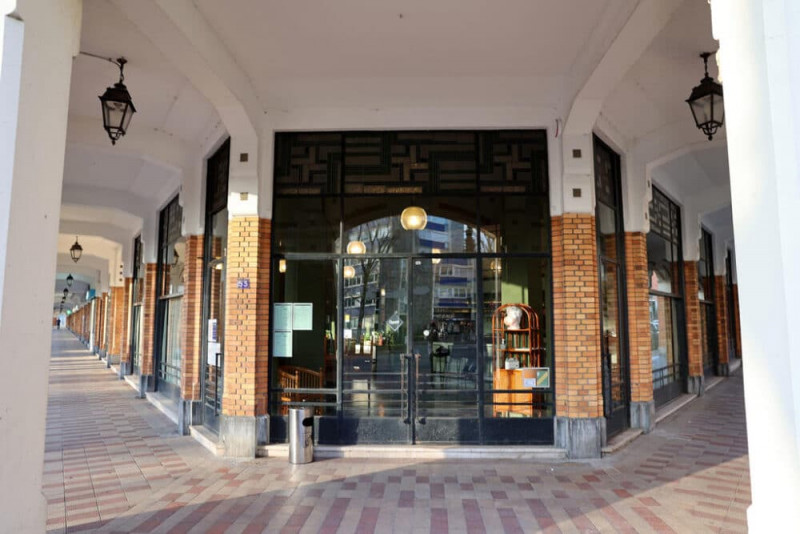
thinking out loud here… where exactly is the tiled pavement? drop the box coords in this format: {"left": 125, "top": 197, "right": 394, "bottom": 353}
{"left": 42, "top": 331, "right": 750, "bottom": 533}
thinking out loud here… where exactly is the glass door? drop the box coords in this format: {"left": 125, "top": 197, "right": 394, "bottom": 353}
{"left": 202, "top": 258, "right": 225, "bottom": 432}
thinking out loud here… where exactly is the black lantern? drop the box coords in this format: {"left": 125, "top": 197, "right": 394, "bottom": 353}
{"left": 70, "top": 237, "right": 83, "bottom": 263}
{"left": 98, "top": 57, "right": 136, "bottom": 145}
{"left": 66, "top": 273, "right": 74, "bottom": 287}
{"left": 686, "top": 52, "right": 724, "bottom": 141}
{"left": 63, "top": 287, "right": 69, "bottom": 297}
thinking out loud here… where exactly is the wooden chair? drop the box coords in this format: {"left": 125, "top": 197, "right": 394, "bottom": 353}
{"left": 277, "top": 365, "right": 323, "bottom": 414}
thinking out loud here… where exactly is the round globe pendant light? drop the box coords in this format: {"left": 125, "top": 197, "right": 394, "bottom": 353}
{"left": 431, "top": 248, "right": 442, "bottom": 265}
{"left": 400, "top": 206, "right": 427, "bottom": 231}
{"left": 346, "top": 240, "right": 367, "bottom": 254}
{"left": 343, "top": 265, "right": 356, "bottom": 279}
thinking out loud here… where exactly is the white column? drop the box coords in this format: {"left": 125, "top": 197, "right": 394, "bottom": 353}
{"left": 711, "top": 0, "right": 800, "bottom": 529}
{"left": 0, "top": 2, "right": 81, "bottom": 532}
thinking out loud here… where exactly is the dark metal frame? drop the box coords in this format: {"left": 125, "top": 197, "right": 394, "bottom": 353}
{"left": 648, "top": 187, "right": 688, "bottom": 407}
{"left": 200, "top": 138, "right": 230, "bottom": 434}
{"left": 269, "top": 130, "right": 555, "bottom": 445}
{"left": 725, "top": 250, "right": 737, "bottom": 361}
{"left": 129, "top": 234, "right": 144, "bottom": 375}
{"left": 154, "top": 195, "right": 183, "bottom": 401}
{"left": 593, "top": 135, "right": 631, "bottom": 438}
{"left": 699, "top": 227, "right": 718, "bottom": 376}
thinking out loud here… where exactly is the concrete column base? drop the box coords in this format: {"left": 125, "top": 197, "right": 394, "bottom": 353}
{"left": 138, "top": 374, "right": 154, "bottom": 399}
{"left": 118, "top": 361, "right": 130, "bottom": 379}
{"left": 554, "top": 416, "right": 606, "bottom": 459}
{"left": 105, "top": 353, "right": 112, "bottom": 368}
{"left": 687, "top": 375, "right": 705, "bottom": 395}
{"left": 717, "top": 362, "right": 730, "bottom": 376}
{"left": 220, "top": 415, "right": 270, "bottom": 458}
{"left": 630, "top": 401, "right": 656, "bottom": 433}
{"left": 178, "top": 400, "right": 202, "bottom": 435}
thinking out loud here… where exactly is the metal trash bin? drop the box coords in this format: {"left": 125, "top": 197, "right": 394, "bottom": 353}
{"left": 288, "top": 407, "right": 314, "bottom": 464}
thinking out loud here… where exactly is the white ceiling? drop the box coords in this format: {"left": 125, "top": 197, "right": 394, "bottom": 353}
{"left": 195, "top": 0, "right": 631, "bottom": 110}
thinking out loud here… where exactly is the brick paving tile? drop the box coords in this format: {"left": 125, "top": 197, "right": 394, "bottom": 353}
{"left": 43, "top": 331, "right": 750, "bottom": 533}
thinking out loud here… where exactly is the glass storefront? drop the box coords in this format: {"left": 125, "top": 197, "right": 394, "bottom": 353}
{"left": 155, "top": 196, "right": 184, "bottom": 399}
{"left": 698, "top": 229, "right": 717, "bottom": 375}
{"left": 647, "top": 187, "right": 686, "bottom": 406}
{"left": 201, "top": 139, "right": 229, "bottom": 433}
{"left": 270, "top": 131, "right": 553, "bottom": 445}
{"left": 130, "top": 235, "right": 144, "bottom": 375}
{"left": 594, "top": 136, "right": 629, "bottom": 437}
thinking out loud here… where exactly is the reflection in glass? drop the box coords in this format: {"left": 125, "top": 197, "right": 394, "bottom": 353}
{"left": 647, "top": 233, "right": 674, "bottom": 294}
{"left": 597, "top": 203, "right": 618, "bottom": 262}
{"left": 273, "top": 197, "right": 340, "bottom": 253}
{"left": 479, "top": 196, "right": 549, "bottom": 254}
{"left": 650, "top": 295, "right": 681, "bottom": 386}
{"left": 159, "top": 298, "right": 182, "bottom": 386}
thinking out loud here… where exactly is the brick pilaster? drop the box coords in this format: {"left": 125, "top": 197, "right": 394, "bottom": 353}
{"left": 551, "top": 214, "right": 603, "bottom": 419}
{"left": 625, "top": 232, "right": 653, "bottom": 403}
{"left": 222, "top": 217, "right": 270, "bottom": 418}
{"left": 141, "top": 263, "right": 158, "bottom": 377}
{"left": 120, "top": 278, "right": 132, "bottom": 365}
{"left": 109, "top": 286, "right": 124, "bottom": 357}
{"left": 100, "top": 292, "right": 109, "bottom": 354}
{"left": 684, "top": 262, "right": 703, "bottom": 379}
{"left": 180, "top": 235, "right": 204, "bottom": 401}
{"left": 714, "top": 276, "right": 730, "bottom": 369}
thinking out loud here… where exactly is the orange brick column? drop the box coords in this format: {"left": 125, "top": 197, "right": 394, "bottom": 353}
{"left": 119, "top": 277, "right": 133, "bottom": 376}
{"left": 714, "top": 276, "right": 731, "bottom": 375}
{"left": 732, "top": 284, "right": 742, "bottom": 359}
{"left": 109, "top": 286, "right": 123, "bottom": 360}
{"left": 179, "top": 235, "right": 204, "bottom": 434}
{"left": 139, "top": 263, "right": 158, "bottom": 396}
{"left": 100, "top": 292, "right": 110, "bottom": 364}
{"left": 684, "top": 261, "right": 704, "bottom": 394}
{"left": 93, "top": 297, "right": 103, "bottom": 356}
{"left": 220, "top": 217, "right": 270, "bottom": 458}
{"left": 551, "top": 214, "right": 604, "bottom": 458}
{"left": 624, "top": 232, "right": 655, "bottom": 431}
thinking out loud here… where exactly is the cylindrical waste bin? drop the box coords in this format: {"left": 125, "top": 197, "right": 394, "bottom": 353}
{"left": 288, "top": 407, "right": 314, "bottom": 464}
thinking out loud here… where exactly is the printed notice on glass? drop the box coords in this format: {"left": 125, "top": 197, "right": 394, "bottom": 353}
{"left": 273, "top": 303, "right": 293, "bottom": 330}
{"left": 273, "top": 330, "right": 293, "bottom": 358}
{"left": 292, "top": 303, "right": 313, "bottom": 331}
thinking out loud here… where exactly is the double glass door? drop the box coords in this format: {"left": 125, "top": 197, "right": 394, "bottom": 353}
{"left": 339, "top": 257, "right": 479, "bottom": 444}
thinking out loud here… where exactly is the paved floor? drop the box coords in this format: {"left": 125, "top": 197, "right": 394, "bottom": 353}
{"left": 42, "top": 331, "right": 750, "bottom": 533}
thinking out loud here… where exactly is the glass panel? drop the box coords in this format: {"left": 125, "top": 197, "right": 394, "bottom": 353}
{"left": 701, "top": 303, "right": 715, "bottom": 371}
{"left": 646, "top": 233, "right": 674, "bottom": 294}
{"left": 271, "top": 260, "right": 338, "bottom": 415}
{"left": 159, "top": 298, "right": 182, "bottom": 386}
{"left": 273, "top": 197, "right": 340, "bottom": 253}
{"left": 413, "top": 258, "right": 478, "bottom": 419}
{"left": 274, "top": 132, "right": 342, "bottom": 196}
{"left": 342, "top": 258, "right": 405, "bottom": 417}
{"left": 484, "top": 258, "right": 552, "bottom": 418}
{"left": 343, "top": 196, "right": 478, "bottom": 255}
{"left": 203, "top": 209, "right": 227, "bottom": 418}
{"left": 478, "top": 131, "right": 548, "bottom": 195}
{"left": 650, "top": 295, "right": 681, "bottom": 387}
{"left": 597, "top": 203, "right": 619, "bottom": 262}
{"left": 131, "top": 305, "right": 142, "bottom": 374}
{"left": 479, "top": 195, "right": 549, "bottom": 254}
{"left": 600, "top": 260, "right": 626, "bottom": 411}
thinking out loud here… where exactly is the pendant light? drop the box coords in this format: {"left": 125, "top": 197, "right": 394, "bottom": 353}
{"left": 346, "top": 240, "right": 367, "bottom": 254}
{"left": 686, "top": 52, "right": 724, "bottom": 141}
{"left": 70, "top": 236, "right": 83, "bottom": 263}
{"left": 66, "top": 273, "right": 74, "bottom": 287}
{"left": 400, "top": 206, "right": 427, "bottom": 230}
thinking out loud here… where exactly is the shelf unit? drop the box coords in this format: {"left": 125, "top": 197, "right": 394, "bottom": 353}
{"left": 491, "top": 303, "right": 545, "bottom": 416}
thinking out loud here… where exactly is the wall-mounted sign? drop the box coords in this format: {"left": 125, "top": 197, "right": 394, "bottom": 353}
{"left": 237, "top": 278, "right": 250, "bottom": 289}
{"left": 521, "top": 367, "right": 551, "bottom": 389}
{"left": 208, "top": 319, "right": 218, "bottom": 343}
{"left": 274, "top": 303, "right": 292, "bottom": 330}
{"left": 273, "top": 330, "right": 292, "bottom": 358}
{"left": 292, "top": 303, "right": 313, "bottom": 331}
{"left": 386, "top": 311, "right": 403, "bottom": 332}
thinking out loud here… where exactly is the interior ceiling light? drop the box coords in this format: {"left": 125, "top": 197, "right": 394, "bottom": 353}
{"left": 66, "top": 273, "right": 74, "bottom": 287}
{"left": 343, "top": 265, "right": 356, "bottom": 279}
{"left": 686, "top": 52, "right": 724, "bottom": 141}
{"left": 81, "top": 52, "right": 136, "bottom": 145}
{"left": 400, "top": 206, "right": 427, "bottom": 231}
{"left": 490, "top": 259, "right": 502, "bottom": 273}
{"left": 70, "top": 236, "right": 83, "bottom": 263}
{"left": 278, "top": 259, "right": 287, "bottom": 273}
{"left": 431, "top": 248, "right": 442, "bottom": 265}
{"left": 346, "top": 240, "right": 367, "bottom": 254}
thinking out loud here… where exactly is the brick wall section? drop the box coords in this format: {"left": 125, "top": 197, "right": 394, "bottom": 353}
{"left": 624, "top": 232, "right": 653, "bottom": 403}
{"left": 684, "top": 262, "right": 703, "bottom": 377}
{"left": 714, "top": 276, "right": 730, "bottom": 366}
{"left": 733, "top": 284, "right": 742, "bottom": 358}
{"left": 141, "top": 263, "right": 158, "bottom": 376}
{"left": 100, "top": 293, "right": 109, "bottom": 353}
{"left": 180, "top": 235, "right": 204, "bottom": 401}
{"left": 120, "top": 278, "right": 132, "bottom": 364}
{"left": 222, "top": 217, "right": 270, "bottom": 418}
{"left": 109, "top": 286, "right": 124, "bottom": 356}
{"left": 551, "top": 214, "right": 603, "bottom": 419}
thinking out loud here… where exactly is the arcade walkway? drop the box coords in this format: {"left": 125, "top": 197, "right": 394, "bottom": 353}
{"left": 43, "top": 331, "right": 750, "bottom": 533}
